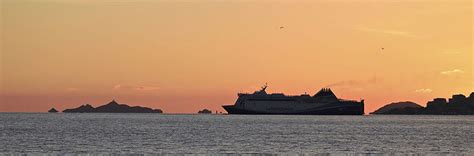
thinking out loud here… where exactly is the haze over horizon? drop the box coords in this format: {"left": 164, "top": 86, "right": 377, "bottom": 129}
{"left": 1, "top": 0, "right": 473, "bottom": 113}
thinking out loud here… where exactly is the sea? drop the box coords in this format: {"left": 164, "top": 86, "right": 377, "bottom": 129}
{"left": 0, "top": 113, "right": 473, "bottom": 155}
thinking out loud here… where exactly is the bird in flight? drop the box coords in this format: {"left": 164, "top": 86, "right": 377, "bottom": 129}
{"left": 381, "top": 47, "right": 385, "bottom": 50}
{"left": 280, "top": 26, "right": 284, "bottom": 29}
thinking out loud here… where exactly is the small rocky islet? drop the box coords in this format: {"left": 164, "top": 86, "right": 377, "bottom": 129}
{"left": 198, "top": 109, "right": 212, "bottom": 114}
{"left": 48, "top": 108, "right": 59, "bottom": 113}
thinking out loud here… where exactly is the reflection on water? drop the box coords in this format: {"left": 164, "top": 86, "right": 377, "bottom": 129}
{"left": 0, "top": 113, "right": 473, "bottom": 154}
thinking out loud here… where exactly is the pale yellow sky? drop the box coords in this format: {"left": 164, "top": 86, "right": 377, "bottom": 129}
{"left": 1, "top": 0, "right": 472, "bottom": 113}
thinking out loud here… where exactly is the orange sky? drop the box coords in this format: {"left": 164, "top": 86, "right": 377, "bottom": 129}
{"left": 1, "top": 0, "right": 473, "bottom": 113}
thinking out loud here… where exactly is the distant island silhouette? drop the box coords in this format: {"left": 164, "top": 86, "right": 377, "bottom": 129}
{"left": 371, "top": 101, "right": 423, "bottom": 114}
{"left": 198, "top": 109, "right": 212, "bottom": 114}
{"left": 48, "top": 108, "right": 59, "bottom": 113}
{"left": 372, "top": 92, "right": 474, "bottom": 115}
{"left": 62, "top": 100, "right": 163, "bottom": 113}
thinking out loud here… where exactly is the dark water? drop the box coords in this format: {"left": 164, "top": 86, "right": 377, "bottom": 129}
{"left": 0, "top": 113, "right": 473, "bottom": 155}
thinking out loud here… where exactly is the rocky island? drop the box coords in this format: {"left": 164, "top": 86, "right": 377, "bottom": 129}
{"left": 198, "top": 109, "right": 212, "bottom": 114}
{"left": 371, "top": 101, "right": 423, "bottom": 114}
{"left": 372, "top": 92, "right": 474, "bottom": 115}
{"left": 62, "top": 100, "right": 163, "bottom": 113}
{"left": 48, "top": 108, "right": 59, "bottom": 113}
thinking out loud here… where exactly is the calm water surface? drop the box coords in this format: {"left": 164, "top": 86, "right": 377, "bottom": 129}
{"left": 0, "top": 113, "right": 473, "bottom": 154}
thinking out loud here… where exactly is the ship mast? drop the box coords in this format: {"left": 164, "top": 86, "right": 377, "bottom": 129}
{"left": 261, "top": 83, "right": 268, "bottom": 92}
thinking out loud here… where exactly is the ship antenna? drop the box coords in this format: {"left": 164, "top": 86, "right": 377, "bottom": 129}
{"left": 261, "top": 83, "right": 268, "bottom": 91}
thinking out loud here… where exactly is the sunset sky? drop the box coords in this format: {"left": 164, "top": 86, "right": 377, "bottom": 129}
{"left": 1, "top": 0, "right": 473, "bottom": 113}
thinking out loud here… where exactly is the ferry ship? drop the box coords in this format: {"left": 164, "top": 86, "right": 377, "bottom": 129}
{"left": 222, "top": 84, "right": 364, "bottom": 115}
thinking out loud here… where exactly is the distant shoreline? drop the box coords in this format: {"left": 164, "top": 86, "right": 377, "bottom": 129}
{"left": 3, "top": 112, "right": 474, "bottom": 116}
